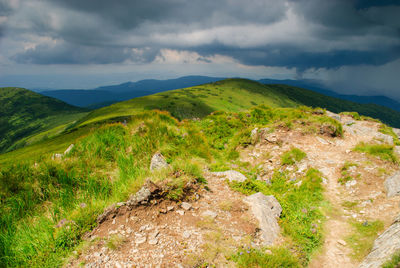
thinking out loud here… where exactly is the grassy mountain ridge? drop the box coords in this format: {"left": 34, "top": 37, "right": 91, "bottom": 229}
{"left": 0, "top": 87, "right": 88, "bottom": 153}
{"left": 73, "top": 78, "right": 400, "bottom": 129}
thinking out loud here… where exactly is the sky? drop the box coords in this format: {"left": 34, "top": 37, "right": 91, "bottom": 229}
{"left": 0, "top": 0, "right": 399, "bottom": 100}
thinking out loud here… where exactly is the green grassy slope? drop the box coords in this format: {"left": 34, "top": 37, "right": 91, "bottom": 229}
{"left": 0, "top": 87, "right": 88, "bottom": 153}
{"left": 74, "top": 78, "right": 400, "bottom": 129}
{"left": 0, "top": 107, "right": 336, "bottom": 267}
{"left": 270, "top": 84, "right": 400, "bottom": 128}
{"left": 2, "top": 78, "right": 400, "bottom": 164}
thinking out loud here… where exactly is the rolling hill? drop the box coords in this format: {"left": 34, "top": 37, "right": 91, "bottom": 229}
{"left": 3, "top": 78, "right": 400, "bottom": 163}
{"left": 41, "top": 76, "right": 224, "bottom": 107}
{"left": 39, "top": 76, "right": 400, "bottom": 114}
{"left": 0, "top": 87, "right": 88, "bottom": 153}
{"left": 73, "top": 78, "right": 400, "bottom": 129}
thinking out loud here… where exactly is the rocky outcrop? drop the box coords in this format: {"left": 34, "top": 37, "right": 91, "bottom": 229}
{"left": 393, "top": 128, "right": 400, "bottom": 139}
{"left": 97, "top": 180, "right": 160, "bottom": 223}
{"left": 394, "top": 146, "right": 400, "bottom": 156}
{"left": 359, "top": 215, "right": 400, "bottom": 268}
{"left": 211, "top": 170, "right": 248, "bottom": 182}
{"left": 150, "top": 153, "right": 169, "bottom": 171}
{"left": 374, "top": 132, "right": 394, "bottom": 145}
{"left": 326, "top": 111, "right": 341, "bottom": 121}
{"left": 243, "top": 192, "right": 282, "bottom": 245}
{"left": 384, "top": 171, "right": 400, "bottom": 197}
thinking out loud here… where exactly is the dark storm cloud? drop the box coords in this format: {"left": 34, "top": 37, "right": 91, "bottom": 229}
{"left": 47, "top": 0, "right": 287, "bottom": 29}
{"left": 3, "top": 0, "right": 400, "bottom": 69}
{"left": 195, "top": 44, "right": 400, "bottom": 71}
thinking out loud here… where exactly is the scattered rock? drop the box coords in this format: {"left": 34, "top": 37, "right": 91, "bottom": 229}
{"left": 243, "top": 192, "right": 282, "bottom": 245}
{"left": 393, "top": 128, "right": 400, "bottom": 139}
{"left": 359, "top": 214, "right": 400, "bottom": 268}
{"left": 326, "top": 111, "right": 341, "bottom": 121}
{"left": 345, "top": 180, "right": 357, "bottom": 188}
{"left": 176, "top": 210, "right": 185, "bottom": 216}
{"left": 52, "top": 153, "right": 63, "bottom": 160}
{"left": 337, "top": 239, "right": 347, "bottom": 246}
{"left": 211, "top": 170, "right": 248, "bottom": 182}
{"left": 201, "top": 210, "right": 218, "bottom": 219}
{"left": 265, "top": 134, "right": 278, "bottom": 143}
{"left": 384, "top": 171, "right": 400, "bottom": 197}
{"left": 181, "top": 202, "right": 192, "bottom": 210}
{"left": 148, "top": 238, "right": 158, "bottom": 245}
{"left": 294, "top": 180, "right": 303, "bottom": 187}
{"left": 182, "top": 231, "right": 191, "bottom": 239}
{"left": 167, "top": 206, "right": 174, "bottom": 211}
{"left": 150, "top": 153, "right": 169, "bottom": 171}
{"left": 375, "top": 132, "right": 394, "bottom": 145}
{"left": 135, "top": 236, "right": 147, "bottom": 244}
{"left": 64, "top": 144, "right": 74, "bottom": 155}
{"left": 250, "top": 128, "right": 259, "bottom": 143}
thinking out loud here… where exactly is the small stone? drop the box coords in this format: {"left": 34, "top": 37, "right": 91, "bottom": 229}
{"left": 112, "top": 219, "right": 116, "bottom": 225}
{"left": 149, "top": 230, "right": 159, "bottom": 239}
{"left": 176, "top": 210, "right": 185, "bottom": 216}
{"left": 159, "top": 208, "right": 167, "bottom": 214}
{"left": 294, "top": 180, "right": 302, "bottom": 187}
{"left": 80, "top": 203, "right": 87, "bottom": 208}
{"left": 337, "top": 239, "right": 347, "bottom": 246}
{"left": 167, "top": 206, "right": 174, "bottom": 211}
{"left": 148, "top": 238, "right": 158, "bottom": 245}
{"left": 201, "top": 210, "right": 218, "bottom": 219}
{"left": 135, "top": 236, "right": 147, "bottom": 244}
{"left": 182, "top": 231, "right": 191, "bottom": 239}
{"left": 181, "top": 202, "right": 192, "bottom": 210}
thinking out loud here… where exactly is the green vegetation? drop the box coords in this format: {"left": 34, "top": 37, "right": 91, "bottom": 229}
{"left": 353, "top": 142, "right": 398, "bottom": 163}
{"left": 229, "top": 168, "right": 325, "bottom": 266}
{"left": 269, "top": 84, "right": 400, "bottom": 127}
{"left": 0, "top": 87, "right": 87, "bottom": 153}
{"left": 379, "top": 124, "right": 400, "bottom": 146}
{"left": 383, "top": 251, "right": 400, "bottom": 268}
{"left": 230, "top": 247, "right": 300, "bottom": 268}
{"left": 0, "top": 103, "right": 338, "bottom": 267}
{"left": 338, "top": 162, "right": 358, "bottom": 185}
{"left": 345, "top": 220, "right": 384, "bottom": 261}
{"left": 73, "top": 79, "right": 400, "bottom": 129}
{"left": 281, "top": 148, "right": 307, "bottom": 165}
{"left": 0, "top": 111, "right": 209, "bottom": 267}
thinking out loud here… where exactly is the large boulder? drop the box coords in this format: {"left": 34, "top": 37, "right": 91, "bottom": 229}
{"left": 243, "top": 192, "right": 282, "bottom": 245}
{"left": 211, "top": 170, "right": 248, "bottom": 182}
{"left": 359, "top": 215, "right": 400, "bottom": 268}
{"left": 385, "top": 171, "right": 400, "bottom": 197}
{"left": 150, "top": 153, "right": 169, "bottom": 171}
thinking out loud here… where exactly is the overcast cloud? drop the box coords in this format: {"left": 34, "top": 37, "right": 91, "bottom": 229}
{"left": 0, "top": 0, "right": 399, "bottom": 99}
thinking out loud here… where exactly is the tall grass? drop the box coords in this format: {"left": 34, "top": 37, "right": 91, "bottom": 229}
{"left": 0, "top": 106, "right": 338, "bottom": 267}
